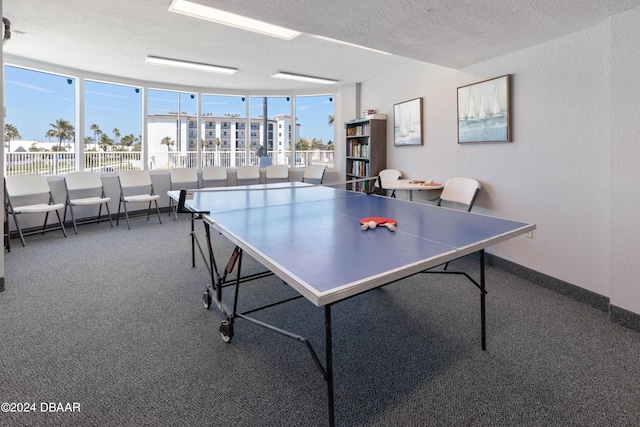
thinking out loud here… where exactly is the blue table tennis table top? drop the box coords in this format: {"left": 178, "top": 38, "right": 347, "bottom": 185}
{"left": 175, "top": 183, "right": 535, "bottom": 306}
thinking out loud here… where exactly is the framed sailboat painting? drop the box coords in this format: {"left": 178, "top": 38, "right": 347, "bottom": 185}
{"left": 394, "top": 97, "right": 423, "bottom": 146}
{"left": 457, "top": 74, "right": 511, "bottom": 143}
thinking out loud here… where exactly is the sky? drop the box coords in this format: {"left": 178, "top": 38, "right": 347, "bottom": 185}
{"left": 4, "top": 65, "right": 335, "bottom": 145}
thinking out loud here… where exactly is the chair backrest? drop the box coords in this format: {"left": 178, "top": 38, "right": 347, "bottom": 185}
{"left": 202, "top": 166, "right": 228, "bottom": 187}
{"left": 236, "top": 165, "right": 260, "bottom": 185}
{"left": 302, "top": 165, "right": 325, "bottom": 184}
{"left": 169, "top": 168, "right": 198, "bottom": 188}
{"left": 437, "top": 177, "right": 481, "bottom": 211}
{"left": 65, "top": 171, "right": 103, "bottom": 192}
{"left": 378, "top": 169, "right": 402, "bottom": 188}
{"left": 265, "top": 164, "right": 289, "bottom": 182}
{"left": 5, "top": 174, "right": 52, "bottom": 197}
{"left": 118, "top": 170, "right": 153, "bottom": 190}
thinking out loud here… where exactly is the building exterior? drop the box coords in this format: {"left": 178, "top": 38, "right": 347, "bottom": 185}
{"left": 146, "top": 113, "right": 299, "bottom": 155}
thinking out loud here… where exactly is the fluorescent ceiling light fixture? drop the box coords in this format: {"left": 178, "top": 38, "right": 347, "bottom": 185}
{"left": 145, "top": 56, "right": 237, "bottom": 75}
{"left": 271, "top": 72, "right": 338, "bottom": 85}
{"left": 169, "top": 0, "right": 302, "bottom": 40}
{"left": 312, "top": 35, "right": 392, "bottom": 55}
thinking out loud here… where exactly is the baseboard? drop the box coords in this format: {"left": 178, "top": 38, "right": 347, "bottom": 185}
{"left": 609, "top": 305, "right": 640, "bottom": 332}
{"left": 486, "top": 253, "right": 640, "bottom": 333}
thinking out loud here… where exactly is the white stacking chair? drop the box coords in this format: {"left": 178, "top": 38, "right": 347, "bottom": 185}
{"left": 376, "top": 169, "right": 402, "bottom": 197}
{"left": 436, "top": 177, "right": 481, "bottom": 270}
{"left": 169, "top": 168, "right": 198, "bottom": 219}
{"left": 236, "top": 165, "right": 260, "bottom": 186}
{"left": 302, "top": 165, "right": 325, "bottom": 184}
{"left": 265, "top": 164, "right": 289, "bottom": 184}
{"left": 64, "top": 171, "right": 113, "bottom": 234}
{"left": 5, "top": 174, "right": 68, "bottom": 246}
{"left": 201, "top": 166, "right": 228, "bottom": 188}
{"left": 116, "top": 170, "right": 162, "bottom": 229}
{"left": 436, "top": 177, "right": 481, "bottom": 212}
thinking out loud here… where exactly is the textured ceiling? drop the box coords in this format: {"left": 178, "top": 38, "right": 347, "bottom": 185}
{"left": 4, "top": 0, "right": 640, "bottom": 91}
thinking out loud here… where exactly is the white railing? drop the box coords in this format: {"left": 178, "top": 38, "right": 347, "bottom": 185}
{"left": 4, "top": 150, "right": 335, "bottom": 176}
{"left": 85, "top": 151, "right": 143, "bottom": 172}
{"left": 5, "top": 152, "right": 77, "bottom": 176}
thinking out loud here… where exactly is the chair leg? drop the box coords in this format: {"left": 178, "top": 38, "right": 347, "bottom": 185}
{"left": 54, "top": 210, "right": 68, "bottom": 238}
{"left": 12, "top": 213, "right": 26, "bottom": 247}
{"left": 69, "top": 204, "right": 79, "bottom": 234}
{"left": 104, "top": 203, "right": 114, "bottom": 228}
{"left": 4, "top": 213, "right": 11, "bottom": 252}
{"left": 154, "top": 200, "right": 162, "bottom": 224}
{"left": 42, "top": 212, "right": 50, "bottom": 235}
{"left": 116, "top": 200, "right": 122, "bottom": 226}
{"left": 121, "top": 201, "right": 131, "bottom": 229}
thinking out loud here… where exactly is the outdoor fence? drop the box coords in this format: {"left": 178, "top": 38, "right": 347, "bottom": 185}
{"left": 4, "top": 150, "right": 335, "bottom": 176}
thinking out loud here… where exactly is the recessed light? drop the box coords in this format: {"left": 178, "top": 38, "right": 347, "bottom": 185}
{"left": 169, "top": 0, "right": 302, "bottom": 41}
{"left": 271, "top": 72, "right": 337, "bottom": 85}
{"left": 145, "top": 56, "right": 237, "bottom": 75}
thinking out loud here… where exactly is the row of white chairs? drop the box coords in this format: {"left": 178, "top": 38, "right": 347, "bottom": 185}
{"left": 168, "top": 165, "right": 326, "bottom": 219}
{"left": 171, "top": 164, "right": 326, "bottom": 189}
{"left": 5, "top": 170, "right": 160, "bottom": 247}
{"left": 4, "top": 165, "right": 327, "bottom": 247}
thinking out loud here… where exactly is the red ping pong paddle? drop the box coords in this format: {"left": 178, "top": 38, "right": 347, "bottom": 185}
{"left": 360, "top": 216, "right": 397, "bottom": 231}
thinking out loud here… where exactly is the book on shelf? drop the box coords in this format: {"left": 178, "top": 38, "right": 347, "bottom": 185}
{"left": 347, "top": 141, "right": 369, "bottom": 158}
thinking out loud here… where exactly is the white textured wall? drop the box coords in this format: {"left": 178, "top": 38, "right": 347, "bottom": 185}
{"left": 610, "top": 8, "right": 640, "bottom": 314}
{"left": 358, "top": 14, "right": 637, "bottom": 310}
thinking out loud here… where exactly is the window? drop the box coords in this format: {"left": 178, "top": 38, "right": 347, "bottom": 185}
{"left": 147, "top": 89, "right": 196, "bottom": 169}
{"left": 4, "top": 64, "right": 336, "bottom": 175}
{"left": 201, "top": 94, "right": 246, "bottom": 166}
{"left": 294, "top": 95, "right": 335, "bottom": 167}
{"left": 84, "top": 80, "right": 141, "bottom": 170}
{"left": 5, "top": 66, "right": 76, "bottom": 174}
{"left": 250, "top": 96, "right": 290, "bottom": 165}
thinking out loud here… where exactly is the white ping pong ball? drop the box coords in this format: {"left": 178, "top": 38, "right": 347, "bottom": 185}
{"left": 368, "top": 221, "right": 377, "bottom": 229}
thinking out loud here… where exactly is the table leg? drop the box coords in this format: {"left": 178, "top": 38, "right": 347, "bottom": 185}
{"left": 325, "top": 305, "right": 335, "bottom": 427}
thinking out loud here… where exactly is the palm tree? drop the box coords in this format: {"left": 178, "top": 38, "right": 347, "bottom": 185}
{"left": 99, "top": 134, "right": 113, "bottom": 152}
{"left": 121, "top": 134, "right": 134, "bottom": 150}
{"left": 90, "top": 124, "right": 102, "bottom": 150}
{"left": 296, "top": 137, "right": 310, "bottom": 151}
{"left": 161, "top": 136, "right": 174, "bottom": 151}
{"left": 47, "top": 119, "right": 75, "bottom": 149}
{"left": 161, "top": 136, "right": 175, "bottom": 168}
{"left": 84, "top": 136, "right": 94, "bottom": 150}
{"left": 4, "top": 123, "right": 21, "bottom": 152}
{"left": 328, "top": 114, "right": 334, "bottom": 125}
{"left": 113, "top": 128, "right": 121, "bottom": 146}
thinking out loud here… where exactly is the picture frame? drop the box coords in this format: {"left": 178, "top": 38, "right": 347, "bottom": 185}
{"left": 394, "top": 97, "right": 423, "bottom": 146}
{"left": 457, "top": 74, "right": 511, "bottom": 143}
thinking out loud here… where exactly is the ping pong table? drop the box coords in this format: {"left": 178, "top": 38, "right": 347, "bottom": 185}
{"left": 170, "top": 182, "right": 535, "bottom": 426}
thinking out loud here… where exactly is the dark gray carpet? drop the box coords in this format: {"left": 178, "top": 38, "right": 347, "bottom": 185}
{"left": 2, "top": 217, "right": 640, "bottom": 426}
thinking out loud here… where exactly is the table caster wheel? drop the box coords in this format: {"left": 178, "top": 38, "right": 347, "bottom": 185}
{"left": 219, "top": 321, "right": 233, "bottom": 343}
{"left": 203, "top": 290, "right": 212, "bottom": 309}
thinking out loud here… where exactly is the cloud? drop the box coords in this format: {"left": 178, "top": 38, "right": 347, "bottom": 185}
{"left": 7, "top": 80, "right": 53, "bottom": 93}
{"left": 86, "top": 90, "right": 130, "bottom": 99}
